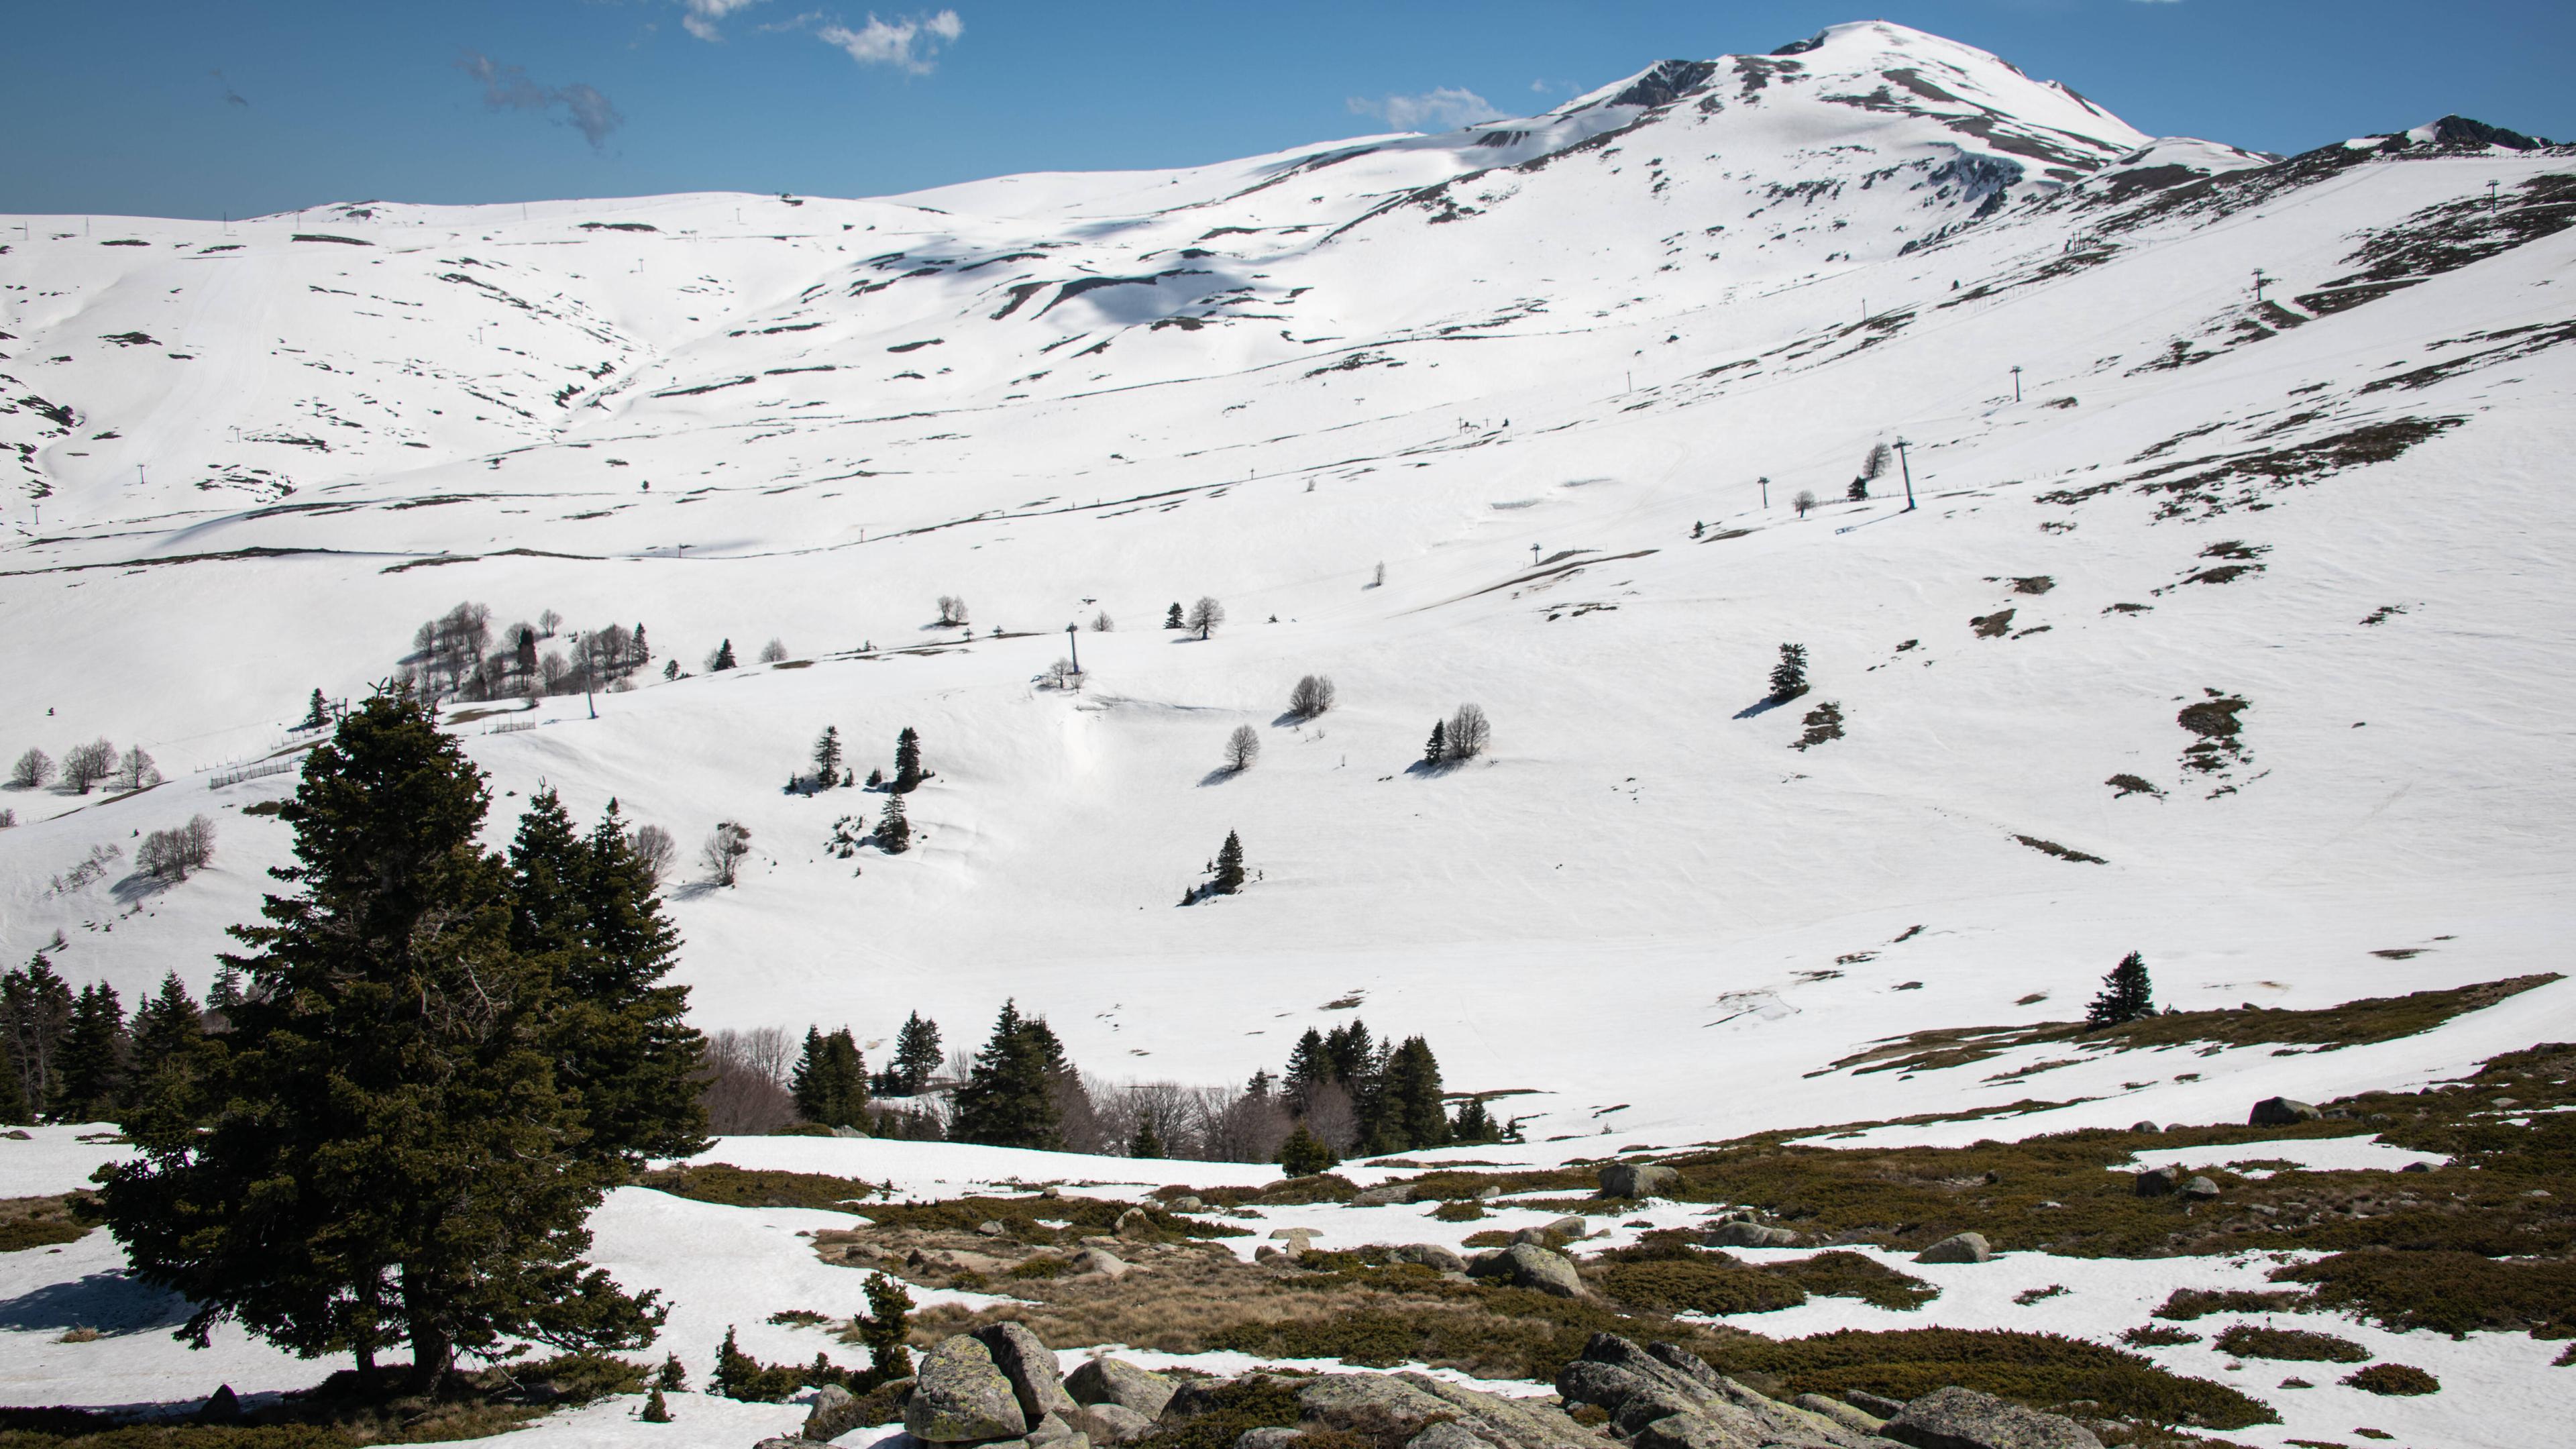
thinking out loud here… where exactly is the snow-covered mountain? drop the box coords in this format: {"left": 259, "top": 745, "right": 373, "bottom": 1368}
{"left": 3, "top": 19, "right": 2573, "bottom": 1155}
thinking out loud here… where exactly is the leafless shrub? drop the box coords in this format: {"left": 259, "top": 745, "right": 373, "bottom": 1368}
{"left": 538, "top": 608, "right": 563, "bottom": 637}
{"left": 1223, "top": 724, "right": 1260, "bottom": 772}
{"left": 1187, "top": 596, "right": 1226, "bottom": 637}
{"left": 1044, "top": 658, "right": 1084, "bottom": 690}
{"left": 1089, "top": 611, "right": 1114, "bottom": 633}
{"left": 629, "top": 823, "right": 678, "bottom": 887}
{"left": 1446, "top": 703, "right": 1491, "bottom": 760}
{"left": 759, "top": 638, "right": 790, "bottom": 663}
{"left": 1288, "top": 674, "right": 1336, "bottom": 719}
{"left": 9, "top": 748, "right": 51, "bottom": 790}
{"left": 936, "top": 595, "right": 970, "bottom": 627}
{"left": 0, "top": 809, "right": 16, "bottom": 829}
{"left": 62, "top": 740, "right": 116, "bottom": 794}
{"left": 137, "top": 814, "right": 217, "bottom": 881}
{"left": 701, "top": 1026, "right": 797, "bottom": 1134}
{"left": 703, "top": 820, "right": 752, "bottom": 886}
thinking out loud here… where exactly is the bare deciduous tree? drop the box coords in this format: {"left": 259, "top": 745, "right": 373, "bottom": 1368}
{"left": 1793, "top": 488, "right": 1819, "bottom": 517}
{"left": 758, "top": 638, "right": 790, "bottom": 663}
{"left": 628, "top": 823, "right": 678, "bottom": 888}
{"left": 62, "top": 739, "right": 117, "bottom": 795}
{"left": 9, "top": 749, "right": 51, "bottom": 790}
{"left": 1044, "top": 658, "right": 1083, "bottom": 690}
{"left": 117, "top": 745, "right": 160, "bottom": 792}
{"left": 1089, "top": 611, "right": 1113, "bottom": 633}
{"left": 537, "top": 608, "right": 563, "bottom": 637}
{"left": 1187, "top": 596, "right": 1225, "bottom": 639}
{"left": 700, "top": 1026, "right": 797, "bottom": 1134}
{"left": 936, "top": 595, "right": 970, "bottom": 627}
{"left": 702, "top": 820, "right": 752, "bottom": 887}
{"left": 1446, "top": 704, "right": 1491, "bottom": 760}
{"left": 1287, "top": 674, "right": 1336, "bottom": 719}
{"left": 1224, "top": 724, "right": 1261, "bottom": 773}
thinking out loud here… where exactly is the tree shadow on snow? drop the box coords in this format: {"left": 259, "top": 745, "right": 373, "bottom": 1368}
{"left": 1197, "top": 766, "right": 1246, "bottom": 788}
{"left": 1731, "top": 695, "right": 1796, "bottom": 720}
{"left": 110, "top": 873, "right": 175, "bottom": 908}
{"left": 0, "top": 1271, "right": 194, "bottom": 1337}
{"left": 1403, "top": 758, "right": 1468, "bottom": 778}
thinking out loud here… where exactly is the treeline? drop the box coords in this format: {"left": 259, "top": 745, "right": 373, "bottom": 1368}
{"left": 691, "top": 1005, "right": 1499, "bottom": 1171}
{"left": 398, "top": 601, "right": 653, "bottom": 702}
{"left": 11, "top": 741, "right": 162, "bottom": 796}
{"left": 0, "top": 959, "right": 232, "bottom": 1126}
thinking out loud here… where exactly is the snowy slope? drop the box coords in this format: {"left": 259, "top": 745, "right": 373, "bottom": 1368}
{"left": 1, "top": 18, "right": 2572, "bottom": 1164}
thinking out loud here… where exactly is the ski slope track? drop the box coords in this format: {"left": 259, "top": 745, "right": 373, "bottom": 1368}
{"left": 4, "top": 19, "right": 2575, "bottom": 1174}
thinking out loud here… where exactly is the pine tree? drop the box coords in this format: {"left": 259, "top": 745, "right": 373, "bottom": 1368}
{"left": 98, "top": 686, "right": 666, "bottom": 1394}
{"left": 892, "top": 1012, "right": 942, "bottom": 1095}
{"left": 710, "top": 639, "right": 738, "bottom": 672}
{"left": 1379, "top": 1036, "right": 1450, "bottom": 1153}
{"left": 1424, "top": 720, "right": 1446, "bottom": 764}
{"left": 1450, "top": 1095, "right": 1497, "bottom": 1144}
{"left": 1770, "top": 643, "right": 1809, "bottom": 700}
{"left": 656, "top": 1352, "right": 688, "bottom": 1391}
{"left": 791, "top": 1028, "right": 869, "bottom": 1128}
{"left": 1283, "top": 1029, "right": 1330, "bottom": 1105}
{"left": 206, "top": 963, "right": 244, "bottom": 1016}
{"left": 1163, "top": 602, "right": 1185, "bottom": 630}
{"left": 1278, "top": 1122, "right": 1335, "bottom": 1177}
{"left": 1322, "top": 1021, "right": 1375, "bottom": 1084}
{"left": 640, "top": 1388, "right": 672, "bottom": 1423}
{"left": 121, "top": 973, "right": 217, "bottom": 1136}
{"left": 950, "top": 1000, "right": 1063, "bottom": 1150}
{"left": 892, "top": 727, "right": 922, "bottom": 793}
{"left": 630, "top": 624, "right": 650, "bottom": 671}
{"left": 1211, "top": 831, "right": 1246, "bottom": 894}
{"left": 57, "top": 982, "right": 129, "bottom": 1122}
{"left": 2086, "top": 951, "right": 2156, "bottom": 1028}
{"left": 0, "top": 1038, "right": 24, "bottom": 1125}
{"left": 0, "top": 954, "right": 74, "bottom": 1120}
{"left": 875, "top": 794, "right": 910, "bottom": 854}
{"left": 1129, "top": 1118, "right": 1165, "bottom": 1159}
{"left": 857, "top": 1272, "right": 914, "bottom": 1387}
{"left": 303, "top": 690, "right": 331, "bottom": 730}
{"left": 812, "top": 727, "right": 842, "bottom": 789}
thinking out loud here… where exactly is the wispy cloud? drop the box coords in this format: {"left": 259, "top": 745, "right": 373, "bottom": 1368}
{"left": 681, "top": 0, "right": 771, "bottom": 42}
{"left": 456, "top": 52, "right": 625, "bottom": 150}
{"left": 211, "top": 69, "right": 249, "bottom": 107}
{"left": 816, "top": 11, "right": 963, "bottom": 73}
{"left": 1346, "top": 87, "right": 1503, "bottom": 133}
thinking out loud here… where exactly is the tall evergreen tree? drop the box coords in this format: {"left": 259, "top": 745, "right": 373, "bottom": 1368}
{"left": 99, "top": 686, "right": 666, "bottom": 1395}
{"left": 1770, "top": 643, "right": 1809, "bottom": 700}
{"left": 58, "top": 982, "right": 129, "bottom": 1122}
{"left": 1423, "top": 720, "right": 1447, "bottom": 765}
{"left": 1378, "top": 1037, "right": 1449, "bottom": 1154}
{"left": 303, "top": 690, "right": 331, "bottom": 731}
{"left": 1211, "top": 831, "right": 1246, "bottom": 894}
{"left": 892, "top": 728, "right": 923, "bottom": 794}
{"left": 207, "top": 963, "right": 245, "bottom": 1017}
{"left": 1283, "top": 1030, "right": 1330, "bottom": 1105}
{"left": 2086, "top": 951, "right": 2157, "bottom": 1028}
{"left": 123, "top": 973, "right": 218, "bottom": 1137}
{"left": 0, "top": 1036, "right": 25, "bottom": 1125}
{"left": 1163, "top": 603, "right": 1185, "bottom": 630}
{"left": 1128, "top": 1119, "right": 1164, "bottom": 1159}
{"left": 875, "top": 794, "right": 911, "bottom": 854}
{"left": 791, "top": 1028, "right": 869, "bottom": 1128}
{"left": 812, "top": 727, "right": 843, "bottom": 789}
{"left": 1450, "top": 1095, "right": 1497, "bottom": 1144}
{"left": 710, "top": 639, "right": 738, "bottom": 672}
{"left": 1322, "top": 1021, "right": 1376, "bottom": 1084}
{"left": 1277, "top": 1122, "right": 1335, "bottom": 1177}
{"left": 0, "top": 954, "right": 74, "bottom": 1120}
{"left": 891, "top": 1012, "right": 942, "bottom": 1095}
{"left": 951, "top": 1000, "right": 1063, "bottom": 1150}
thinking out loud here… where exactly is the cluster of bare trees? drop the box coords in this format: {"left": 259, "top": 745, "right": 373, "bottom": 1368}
{"left": 701, "top": 1027, "right": 798, "bottom": 1134}
{"left": 11, "top": 741, "right": 158, "bottom": 796}
{"left": 702, "top": 821, "right": 752, "bottom": 886}
{"left": 935, "top": 595, "right": 971, "bottom": 627}
{"left": 398, "top": 601, "right": 652, "bottom": 702}
{"left": 136, "top": 816, "right": 217, "bottom": 881}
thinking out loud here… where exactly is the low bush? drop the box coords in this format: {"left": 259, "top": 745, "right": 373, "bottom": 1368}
{"left": 2118, "top": 1325, "right": 2202, "bottom": 1347}
{"left": 1774, "top": 1252, "right": 1939, "bottom": 1311}
{"left": 2211, "top": 1325, "right": 2368, "bottom": 1362}
{"left": 2342, "top": 1364, "right": 2439, "bottom": 1396}
{"left": 2273, "top": 1250, "right": 2576, "bottom": 1338}
{"left": 1430, "top": 1202, "right": 1486, "bottom": 1222}
{"left": 1601, "top": 1258, "right": 1807, "bottom": 1316}
{"left": 2153, "top": 1289, "right": 2311, "bottom": 1322}
{"left": 1705, "top": 1328, "right": 2277, "bottom": 1429}
{"left": 1123, "top": 1377, "right": 1303, "bottom": 1449}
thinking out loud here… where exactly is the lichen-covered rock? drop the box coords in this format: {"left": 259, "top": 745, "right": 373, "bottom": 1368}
{"left": 2182, "top": 1176, "right": 2220, "bottom": 1200}
{"left": 1884, "top": 1387, "right": 2103, "bottom": 1449}
{"left": 906, "top": 1336, "right": 1030, "bottom": 1443}
{"left": 1294, "top": 1373, "right": 1456, "bottom": 1430}
{"left": 1630, "top": 1413, "right": 1753, "bottom": 1449}
{"left": 1114, "top": 1208, "right": 1158, "bottom": 1240}
{"left": 1234, "top": 1430, "right": 1300, "bottom": 1449}
{"left": 1352, "top": 1184, "right": 1415, "bottom": 1206}
{"left": 1792, "top": 1395, "right": 1884, "bottom": 1436}
{"left": 1386, "top": 1242, "right": 1468, "bottom": 1273}
{"left": 1026, "top": 1413, "right": 1090, "bottom": 1449}
{"left": 1464, "top": 1242, "right": 1585, "bottom": 1297}
{"left": 804, "top": 1385, "right": 870, "bottom": 1442}
{"left": 1407, "top": 1424, "right": 1499, "bottom": 1449}
{"left": 1066, "top": 1357, "right": 1176, "bottom": 1420}
{"left": 1071, "top": 1247, "right": 1130, "bottom": 1278}
{"left": 1703, "top": 1220, "right": 1799, "bottom": 1248}
{"left": 972, "top": 1322, "right": 1080, "bottom": 1426}
{"left": 1913, "top": 1232, "right": 1992, "bottom": 1265}
{"left": 1069, "top": 1404, "right": 1155, "bottom": 1445}
{"left": 2250, "top": 1097, "right": 2322, "bottom": 1127}
{"left": 1599, "top": 1163, "right": 1680, "bottom": 1199}
{"left": 1391, "top": 1373, "right": 1598, "bottom": 1449}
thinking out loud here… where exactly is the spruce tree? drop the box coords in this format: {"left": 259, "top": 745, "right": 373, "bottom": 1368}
{"left": 1278, "top": 1122, "right": 1335, "bottom": 1177}
{"left": 1283, "top": 1030, "right": 1330, "bottom": 1106}
{"left": 1323, "top": 1021, "right": 1375, "bottom": 1084}
{"left": 892, "top": 1012, "right": 942, "bottom": 1095}
{"left": 303, "top": 690, "right": 331, "bottom": 731}
{"left": 0, "top": 1038, "right": 24, "bottom": 1125}
{"left": 1770, "top": 643, "right": 1809, "bottom": 700}
{"left": 123, "top": 973, "right": 217, "bottom": 1136}
{"left": 1164, "top": 603, "right": 1185, "bottom": 630}
{"left": 206, "top": 963, "right": 244, "bottom": 1017}
{"left": 1211, "top": 831, "right": 1246, "bottom": 894}
{"left": 791, "top": 1028, "right": 869, "bottom": 1128}
{"left": 58, "top": 982, "right": 129, "bottom": 1122}
{"left": 951, "top": 1000, "right": 1063, "bottom": 1150}
{"left": 1129, "top": 1118, "right": 1164, "bottom": 1159}
{"left": 1380, "top": 1037, "right": 1450, "bottom": 1153}
{"left": 98, "top": 686, "right": 666, "bottom": 1394}
{"left": 812, "top": 727, "right": 842, "bottom": 789}
{"left": 857, "top": 1272, "right": 914, "bottom": 1387}
{"left": 2086, "top": 951, "right": 2156, "bottom": 1028}
{"left": 1424, "top": 720, "right": 1446, "bottom": 764}
{"left": 711, "top": 639, "right": 738, "bottom": 672}
{"left": 875, "top": 794, "right": 911, "bottom": 854}
{"left": 1450, "top": 1095, "right": 1497, "bottom": 1144}
{"left": 0, "top": 954, "right": 74, "bottom": 1120}
{"left": 892, "top": 728, "right": 923, "bottom": 793}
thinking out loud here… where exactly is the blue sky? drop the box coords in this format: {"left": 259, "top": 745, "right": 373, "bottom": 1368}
{"left": 3, "top": 1, "right": 2566, "bottom": 219}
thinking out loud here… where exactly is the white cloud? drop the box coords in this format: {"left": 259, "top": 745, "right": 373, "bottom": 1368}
{"left": 817, "top": 10, "right": 963, "bottom": 73}
{"left": 681, "top": 0, "right": 771, "bottom": 42}
{"left": 1346, "top": 87, "right": 1503, "bottom": 133}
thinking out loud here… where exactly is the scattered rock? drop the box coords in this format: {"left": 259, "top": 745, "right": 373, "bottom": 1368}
{"left": 1474, "top": 1185, "right": 1501, "bottom": 1201}
{"left": 806, "top": 1385, "right": 870, "bottom": 1442}
{"left": 2250, "top": 1097, "right": 2322, "bottom": 1127}
{"left": 1466, "top": 1243, "right": 1586, "bottom": 1297}
{"left": 1842, "top": 1392, "right": 1906, "bottom": 1420}
{"left": 1913, "top": 1232, "right": 1992, "bottom": 1265}
{"left": 1253, "top": 1244, "right": 1291, "bottom": 1264}
{"left": 2400, "top": 1161, "right": 2432, "bottom": 1175}
{"left": 1556, "top": 1335, "right": 1870, "bottom": 1449}
{"left": 1165, "top": 1195, "right": 1203, "bottom": 1212}
{"left": 1026, "top": 1413, "right": 1090, "bottom": 1449}
{"left": 2133, "top": 1168, "right": 2178, "bottom": 1198}
{"left": 1794, "top": 1395, "right": 1885, "bottom": 1436}
{"left": 1884, "top": 1385, "right": 2103, "bottom": 1449}
{"left": 1040, "top": 1185, "right": 1063, "bottom": 1199}
{"left": 1069, "top": 1405, "right": 1155, "bottom": 1446}
{"left": 1295, "top": 1373, "right": 1457, "bottom": 1430}
{"left": 1268, "top": 1227, "right": 1320, "bottom": 1244}
{"left": 977, "top": 1221, "right": 1007, "bottom": 1237}
{"left": 973, "top": 1322, "right": 1081, "bottom": 1426}
{"left": 1353, "top": 1184, "right": 1415, "bottom": 1207}
{"left": 1599, "top": 1163, "right": 1680, "bottom": 1199}
{"left": 2129, "top": 1121, "right": 2160, "bottom": 1134}
{"left": 1067, "top": 1356, "right": 1177, "bottom": 1420}
{"left": 1394, "top": 1373, "right": 1601, "bottom": 1449}
{"left": 1071, "top": 1247, "right": 1129, "bottom": 1278}
{"left": 1234, "top": 1430, "right": 1301, "bottom": 1449}
{"left": 1113, "top": 1208, "right": 1157, "bottom": 1241}
{"left": 906, "top": 1336, "right": 1030, "bottom": 1443}
{"left": 2182, "top": 1176, "right": 2221, "bottom": 1201}
{"left": 1387, "top": 1242, "right": 1469, "bottom": 1273}
{"left": 1407, "top": 1424, "right": 1497, "bottom": 1449}
{"left": 1703, "top": 1220, "right": 1800, "bottom": 1248}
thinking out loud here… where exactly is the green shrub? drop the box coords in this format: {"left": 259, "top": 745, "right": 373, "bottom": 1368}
{"left": 1010, "top": 1256, "right": 1072, "bottom": 1279}
{"left": 2211, "top": 1326, "right": 2368, "bottom": 1363}
{"left": 1774, "top": 1252, "right": 1939, "bottom": 1311}
{"left": 0, "top": 1218, "right": 91, "bottom": 1254}
{"left": 1122, "top": 1377, "right": 1303, "bottom": 1449}
{"left": 1601, "top": 1258, "right": 1807, "bottom": 1316}
{"left": 1430, "top": 1202, "right": 1486, "bottom": 1223}
{"left": 2118, "top": 1325, "right": 2201, "bottom": 1347}
{"left": 2152, "top": 1289, "right": 2309, "bottom": 1321}
{"left": 2273, "top": 1250, "right": 2576, "bottom": 1338}
{"left": 2342, "top": 1364, "right": 2439, "bottom": 1396}
{"left": 1706, "top": 1328, "right": 2277, "bottom": 1430}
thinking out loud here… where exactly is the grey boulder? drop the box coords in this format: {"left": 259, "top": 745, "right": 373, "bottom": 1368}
{"left": 1071, "top": 1247, "right": 1130, "bottom": 1279}
{"left": 1066, "top": 1357, "right": 1177, "bottom": 1421}
{"left": 1234, "top": 1431, "right": 1301, "bottom": 1449}
{"left": 1352, "top": 1184, "right": 1415, "bottom": 1207}
{"left": 1793, "top": 1395, "right": 1886, "bottom": 1436}
{"left": 1386, "top": 1243, "right": 1468, "bottom": 1273}
{"left": 1114, "top": 1208, "right": 1159, "bottom": 1240}
{"left": 1464, "top": 1243, "right": 1585, "bottom": 1297}
{"left": 1913, "top": 1232, "right": 1992, "bottom": 1265}
{"left": 2182, "top": 1176, "right": 2221, "bottom": 1201}
{"left": 1599, "top": 1163, "right": 1680, "bottom": 1199}
{"left": 1026, "top": 1413, "right": 1091, "bottom": 1449}
{"left": 2249, "top": 1097, "right": 2322, "bottom": 1127}
{"left": 2132, "top": 1168, "right": 2177, "bottom": 1198}
{"left": 906, "top": 1336, "right": 1030, "bottom": 1443}
{"left": 1406, "top": 1425, "right": 1497, "bottom": 1449}
{"left": 1884, "top": 1386, "right": 2103, "bottom": 1449}
{"left": 1294, "top": 1373, "right": 1457, "bottom": 1429}
{"left": 804, "top": 1385, "right": 873, "bottom": 1442}
{"left": 1703, "top": 1220, "right": 1800, "bottom": 1248}
{"left": 1068, "top": 1404, "right": 1156, "bottom": 1445}
{"left": 972, "top": 1322, "right": 1081, "bottom": 1426}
